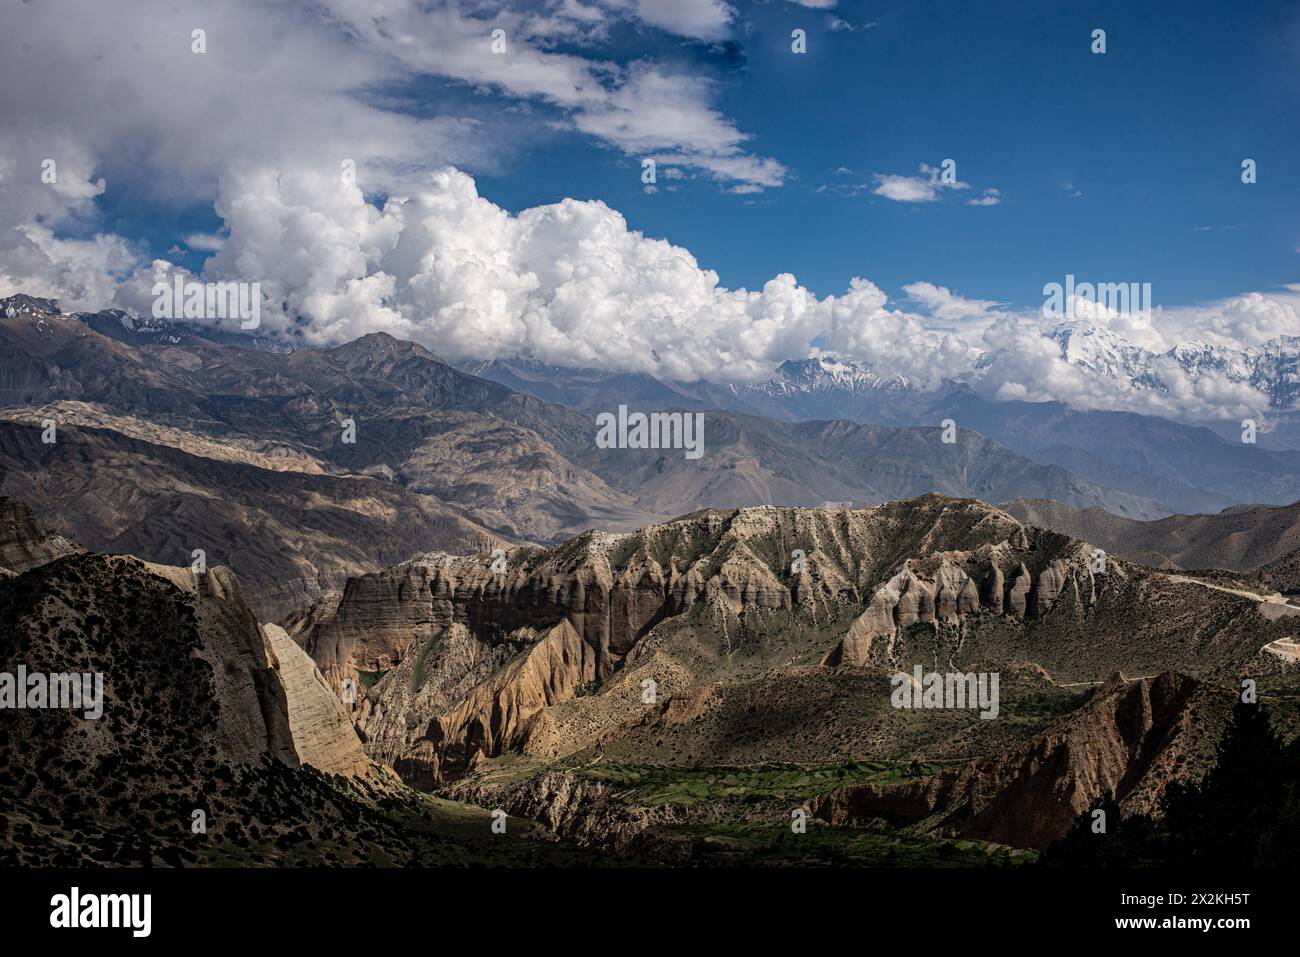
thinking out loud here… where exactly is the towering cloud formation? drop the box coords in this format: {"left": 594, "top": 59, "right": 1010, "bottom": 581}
{"left": 0, "top": 0, "right": 1293, "bottom": 423}
{"left": 115, "top": 166, "right": 958, "bottom": 386}
{"left": 0, "top": 0, "right": 781, "bottom": 308}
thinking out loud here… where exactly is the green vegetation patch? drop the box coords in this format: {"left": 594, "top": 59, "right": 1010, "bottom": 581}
{"left": 576, "top": 760, "right": 958, "bottom": 807}
{"left": 647, "top": 819, "right": 1037, "bottom": 867}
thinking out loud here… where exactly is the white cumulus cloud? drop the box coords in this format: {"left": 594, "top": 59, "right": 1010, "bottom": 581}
{"left": 872, "top": 163, "right": 971, "bottom": 203}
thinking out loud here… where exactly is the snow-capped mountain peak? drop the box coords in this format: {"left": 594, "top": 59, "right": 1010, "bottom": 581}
{"left": 1044, "top": 320, "right": 1300, "bottom": 409}
{"left": 0, "top": 294, "right": 61, "bottom": 319}
{"left": 1048, "top": 320, "right": 1151, "bottom": 381}
{"left": 768, "top": 353, "right": 912, "bottom": 396}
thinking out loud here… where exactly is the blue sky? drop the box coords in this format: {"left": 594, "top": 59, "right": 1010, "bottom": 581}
{"left": 72, "top": 0, "right": 1300, "bottom": 312}
{"left": 471, "top": 0, "right": 1300, "bottom": 308}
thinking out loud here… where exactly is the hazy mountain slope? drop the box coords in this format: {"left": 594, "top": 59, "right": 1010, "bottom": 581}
{"left": 461, "top": 348, "right": 1300, "bottom": 514}
{"left": 461, "top": 353, "right": 926, "bottom": 424}
{"left": 919, "top": 387, "right": 1300, "bottom": 512}
{"left": 323, "top": 405, "right": 651, "bottom": 541}
{"left": 1002, "top": 497, "right": 1300, "bottom": 576}
{"left": 0, "top": 420, "right": 502, "bottom": 618}
{"left": 576, "top": 412, "right": 1170, "bottom": 519}
{"left": 0, "top": 294, "right": 1169, "bottom": 538}
{"left": 457, "top": 356, "right": 706, "bottom": 415}
{"left": 459, "top": 354, "right": 916, "bottom": 424}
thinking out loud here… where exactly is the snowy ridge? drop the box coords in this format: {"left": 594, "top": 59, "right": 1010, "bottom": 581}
{"left": 1044, "top": 320, "right": 1300, "bottom": 409}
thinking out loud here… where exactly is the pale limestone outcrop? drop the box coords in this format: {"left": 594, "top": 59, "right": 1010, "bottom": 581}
{"left": 831, "top": 574, "right": 905, "bottom": 666}
{"left": 355, "top": 619, "right": 601, "bottom": 785}
{"left": 983, "top": 564, "right": 1005, "bottom": 613}
{"left": 706, "top": 545, "right": 793, "bottom": 614}
{"left": 895, "top": 572, "right": 934, "bottom": 627}
{"left": 827, "top": 551, "right": 1087, "bottom": 667}
{"left": 835, "top": 568, "right": 950, "bottom": 666}
{"left": 307, "top": 561, "right": 447, "bottom": 692}
{"left": 791, "top": 552, "right": 860, "bottom": 608}
{"left": 263, "top": 623, "right": 370, "bottom": 778}
{"left": 1006, "top": 563, "right": 1032, "bottom": 617}
{"left": 423, "top": 620, "right": 597, "bottom": 774}
{"left": 135, "top": 560, "right": 369, "bottom": 776}
{"left": 280, "top": 589, "right": 342, "bottom": 646}
{"left": 935, "top": 562, "right": 980, "bottom": 619}
{"left": 138, "top": 562, "right": 298, "bottom": 766}
{"left": 1032, "top": 559, "right": 1071, "bottom": 616}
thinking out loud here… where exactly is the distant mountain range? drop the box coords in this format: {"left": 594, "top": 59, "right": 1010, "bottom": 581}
{"left": 462, "top": 316, "right": 1300, "bottom": 426}
{"left": 1003, "top": 497, "right": 1300, "bottom": 593}
{"left": 1, "top": 292, "right": 1204, "bottom": 618}
{"left": 5, "top": 292, "right": 1300, "bottom": 620}
{"left": 14, "top": 288, "right": 1297, "bottom": 433}
{"left": 1045, "top": 320, "right": 1300, "bottom": 411}
{"left": 460, "top": 350, "right": 1300, "bottom": 517}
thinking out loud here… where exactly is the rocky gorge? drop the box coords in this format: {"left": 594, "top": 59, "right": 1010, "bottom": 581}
{"left": 280, "top": 494, "right": 1296, "bottom": 854}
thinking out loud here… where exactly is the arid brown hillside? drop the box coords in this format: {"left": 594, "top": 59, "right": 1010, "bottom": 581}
{"left": 0, "top": 420, "right": 502, "bottom": 618}
{"left": 810, "top": 672, "right": 1232, "bottom": 848}
{"left": 1003, "top": 497, "right": 1300, "bottom": 590}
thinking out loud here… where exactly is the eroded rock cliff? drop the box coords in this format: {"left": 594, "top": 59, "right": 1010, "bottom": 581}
{"left": 809, "top": 672, "right": 1225, "bottom": 849}
{"left": 295, "top": 495, "right": 1161, "bottom": 785}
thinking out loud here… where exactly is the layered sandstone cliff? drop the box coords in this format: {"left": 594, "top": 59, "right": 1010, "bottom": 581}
{"left": 263, "top": 623, "right": 372, "bottom": 777}
{"left": 286, "top": 493, "right": 1285, "bottom": 794}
